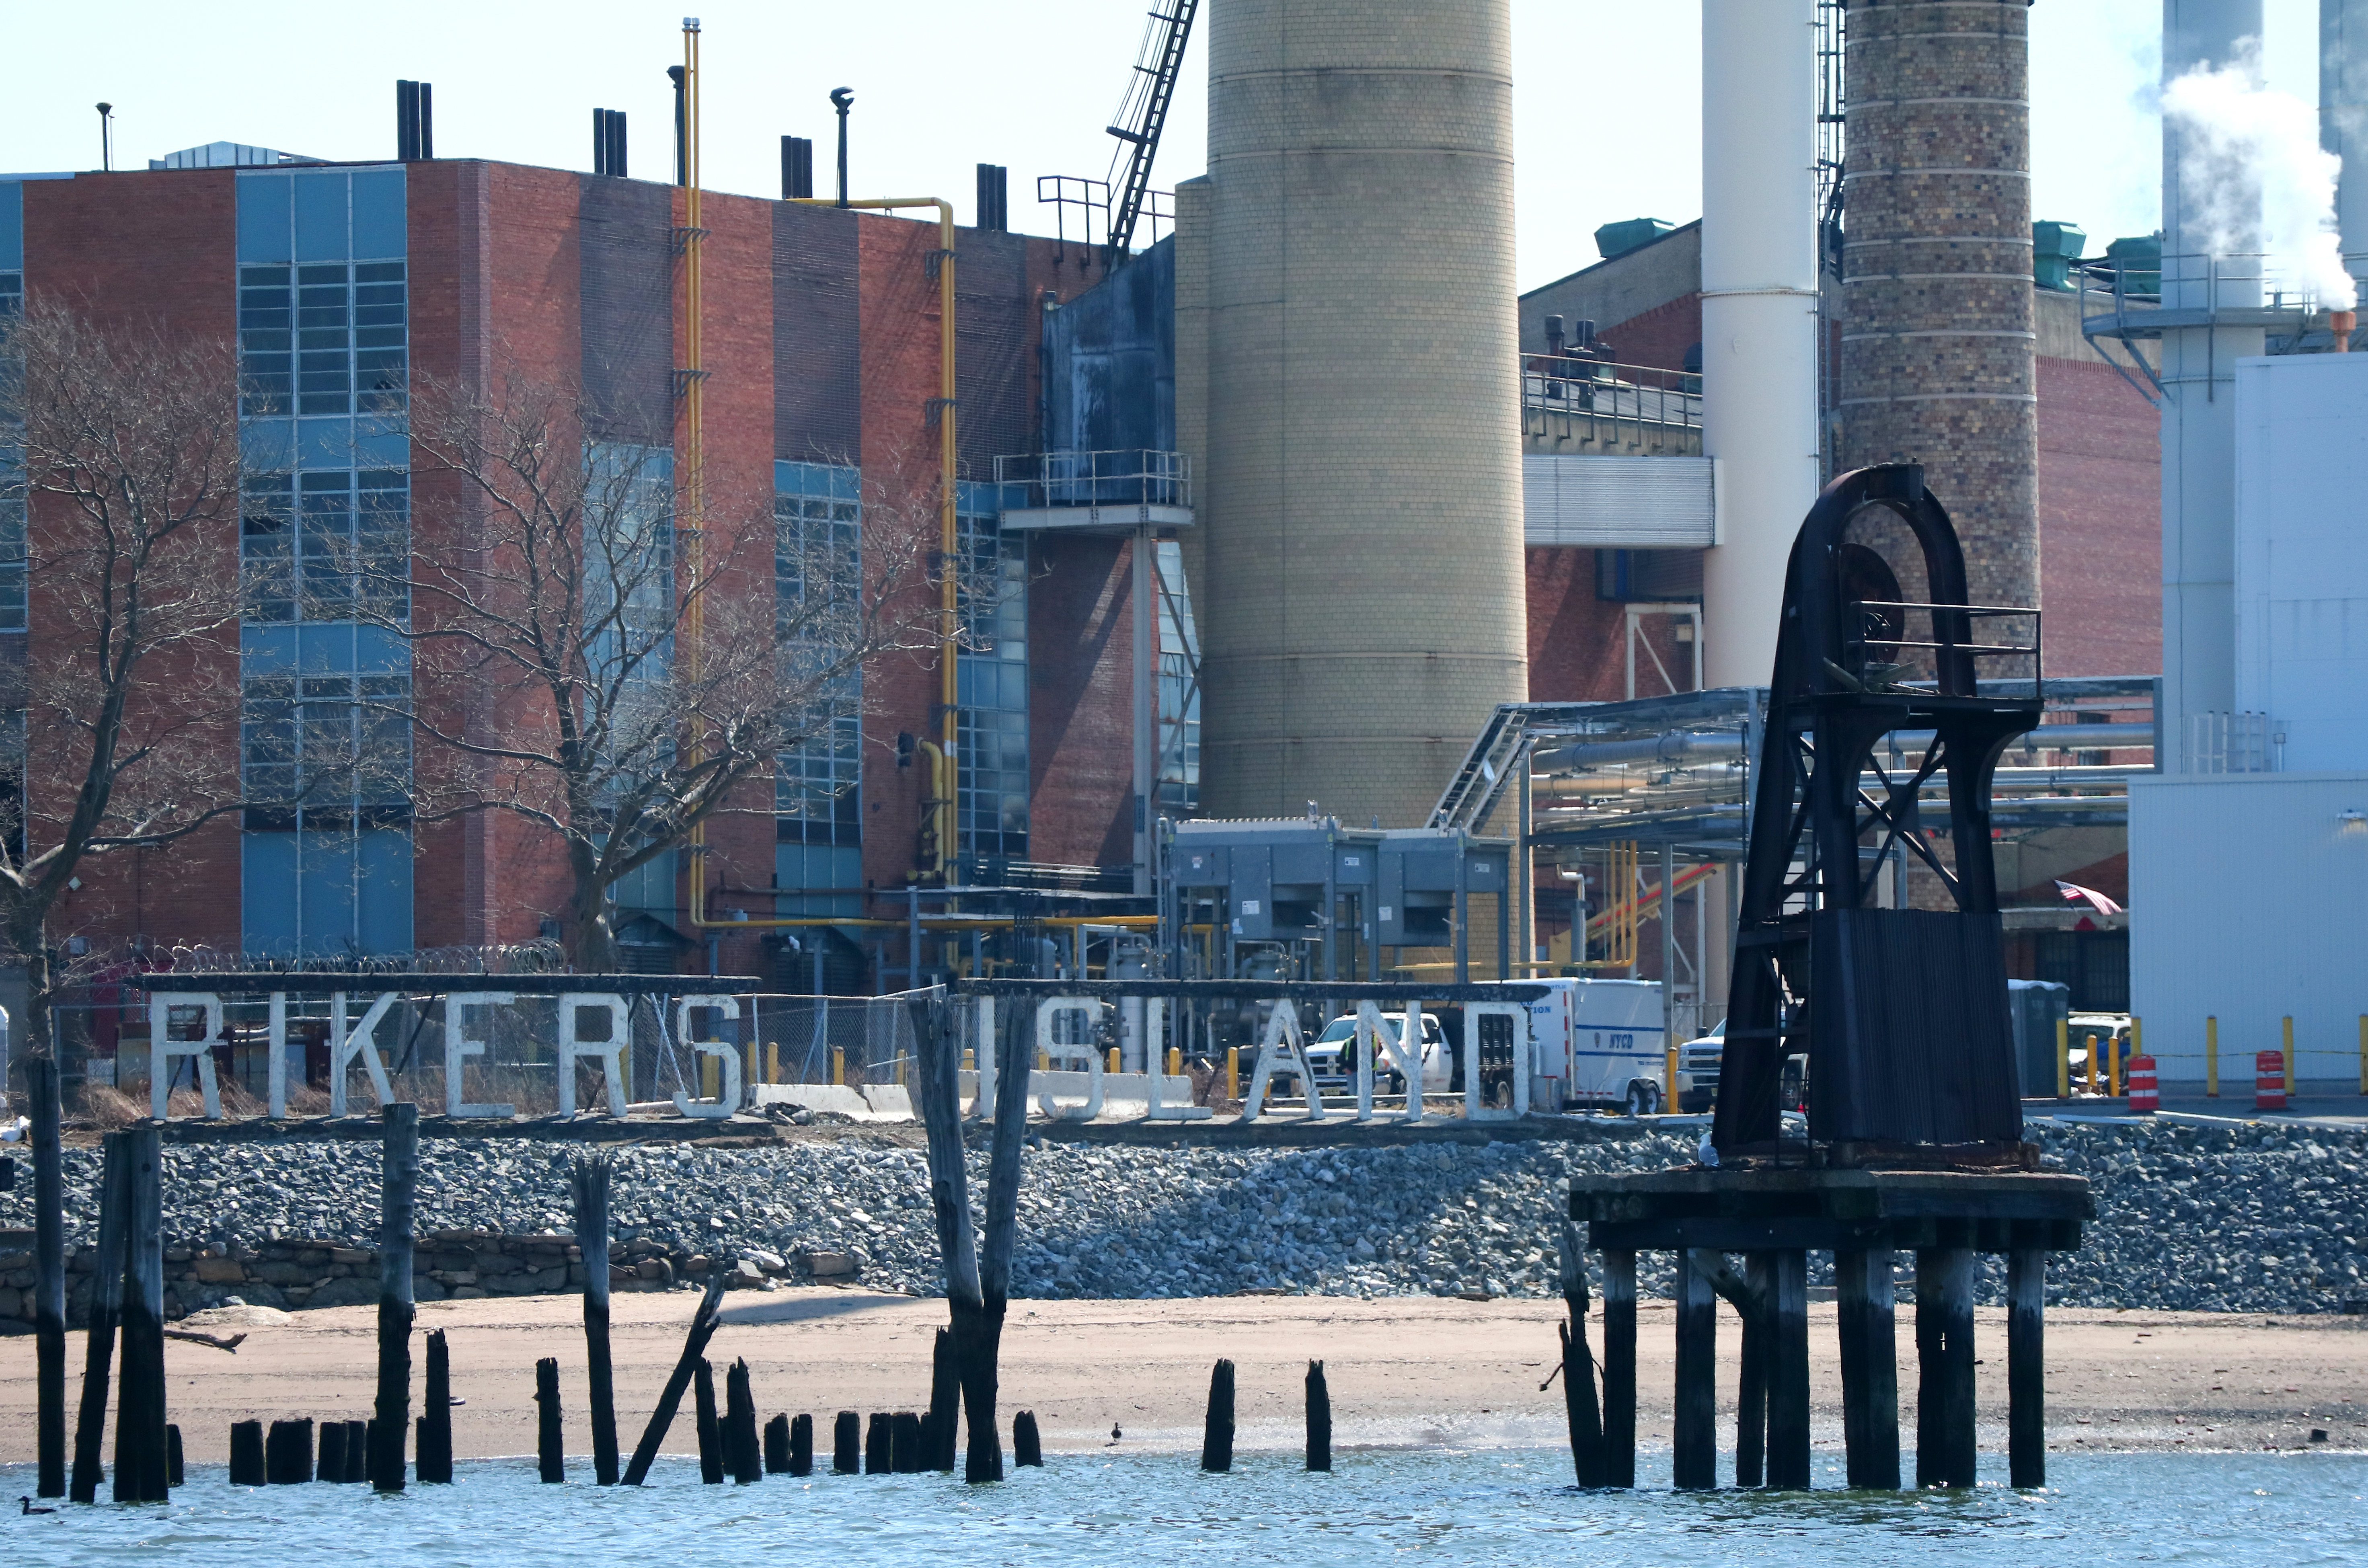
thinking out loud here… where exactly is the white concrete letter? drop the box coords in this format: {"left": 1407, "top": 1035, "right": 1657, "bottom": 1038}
{"left": 148, "top": 992, "right": 223, "bottom": 1121}
{"left": 559, "top": 992, "right": 631, "bottom": 1118}
{"left": 672, "top": 994, "right": 743, "bottom": 1119}
{"left": 1034, "top": 997, "right": 1105, "bottom": 1121}
{"left": 446, "top": 992, "right": 518, "bottom": 1119}
{"left": 1244, "top": 999, "right": 1324, "bottom": 1122}
{"left": 329, "top": 992, "right": 398, "bottom": 1118}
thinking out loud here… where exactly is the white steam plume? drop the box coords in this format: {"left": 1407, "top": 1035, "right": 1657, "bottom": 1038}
{"left": 2163, "top": 45, "right": 2356, "bottom": 312}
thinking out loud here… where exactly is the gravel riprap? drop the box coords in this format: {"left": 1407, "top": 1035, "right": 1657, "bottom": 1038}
{"left": 2, "top": 1118, "right": 2362, "bottom": 1313}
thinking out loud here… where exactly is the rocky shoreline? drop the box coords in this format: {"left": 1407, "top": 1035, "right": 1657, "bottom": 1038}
{"left": 1, "top": 1116, "right": 2361, "bottom": 1326}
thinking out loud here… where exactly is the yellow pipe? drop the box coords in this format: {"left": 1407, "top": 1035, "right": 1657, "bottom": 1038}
{"left": 1225, "top": 1047, "right": 1238, "bottom": 1100}
{"left": 916, "top": 739, "right": 951, "bottom": 883}
{"left": 2055, "top": 1016, "right": 2068, "bottom": 1098}
{"left": 692, "top": 193, "right": 961, "bottom": 933}
{"left": 2206, "top": 1015, "right": 2218, "bottom": 1097}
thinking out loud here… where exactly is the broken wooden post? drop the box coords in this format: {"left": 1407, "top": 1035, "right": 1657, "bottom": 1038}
{"left": 764, "top": 1413, "right": 791, "bottom": 1474}
{"left": 113, "top": 1123, "right": 168, "bottom": 1503}
{"left": 418, "top": 1330, "right": 454, "bottom": 1484}
{"left": 1305, "top": 1359, "right": 1331, "bottom": 1472}
{"left": 891, "top": 1410, "right": 924, "bottom": 1473}
{"left": 341, "top": 1420, "right": 369, "bottom": 1482}
{"left": 1915, "top": 1247, "right": 1977, "bottom": 1489}
{"left": 535, "top": 1357, "right": 564, "bottom": 1482}
{"left": 2008, "top": 1248, "right": 2046, "bottom": 1489}
{"left": 70, "top": 1132, "right": 130, "bottom": 1504}
{"left": 1767, "top": 1249, "right": 1811, "bottom": 1491}
{"left": 1600, "top": 1249, "right": 1637, "bottom": 1488}
{"left": 1835, "top": 1247, "right": 1899, "bottom": 1490}
{"left": 27, "top": 1057, "right": 66, "bottom": 1500}
{"left": 1672, "top": 1248, "right": 1717, "bottom": 1491}
{"left": 832, "top": 1410, "right": 860, "bottom": 1474}
{"left": 316, "top": 1420, "right": 348, "bottom": 1483}
{"left": 228, "top": 1420, "right": 265, "bottom": 1486}
{"left": 863, "top": 1411, "right": 891, "bottom": 1474}
{"left": 1199, "top": 1359, "right": 1236, "bottom": 1473}
{"left": 1554, "top": 1219, "right": 1606, "bottom": 1487}
{"left": 789, "top": 1412, "right": 815, "bottom": 1476}
{"left": 165, "top": 1424, "right": 182, "bottom": 1488}
{"left": 694, "top": 1360, "right": 724, "bottom": 1484}
{"left": 1012, "top": 1410, "right": 1042, "bottom": 1467}
{"left": 370, "top": 1102, "right": 419, "bottom": 1492}
{"left": 725, "top": 1359, "right": 762, "bottom": 1483}
{"left": 926, "top": 1328, "right": 960, "bottom": 1471}
{"left": 910, "top": 986, "right": 1029, "bottom": 1483}
{"left": 265, "top": 1419, "right": 314, "bottom": 1485}
{"left": 620, "top": 1271, "right": 729, "bottom": 1486}
{"left": 570, "top": 1156, "right": 620, "bottom": 1486}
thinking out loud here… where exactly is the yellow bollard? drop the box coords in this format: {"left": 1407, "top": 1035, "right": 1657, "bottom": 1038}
{"left": 2283, "top": 1016, "right": 2296, "bottom": 1096}
{"left": 1666, "top": 1041, "right": 1680, "bottom": 1108}
{"left": 2206, "top": 1016, "right": 2219, "bottom": 1097}
{"left": 1226, "top": 1046, "right": 1239, "bottom": 1100}
{"left": 831, "top": 1047, "right": 844, "bottom": 1087}
{"left": 2109, "top": 1033, "right": 2122, "bottom": 1099}
{"left": 1108, "top": 1046, "right": 1121, "bottom": 1075}
{"left": 2085, "top": 1033, "right": 2099, "bottom": 1093}
{"left": 963, "top": 1047, "right": 976, "bottom": 1072}
{"left": 766, "top": 1041, "right": 780, "bottom": 1086}
{"left": 1167, "top": 1047, "right": 1182, "bottom": 1077}
{"left": 2056, "top": 1017, "right": 2070, "bottom": 1099}
{"left": 1037, "top": 1050, "right": 1050, "bottom": 1073}
{"left": 702, "top": 1053, "right": 719, "bottom": 1101}
{"left": 746, "top": 1042, "right": 760, "bottom": 1094}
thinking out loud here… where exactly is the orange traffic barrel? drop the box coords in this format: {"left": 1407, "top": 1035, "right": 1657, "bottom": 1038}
{"left": 2255, "top": 1050, "right": 2287, "bottom": 1111}
{"left": 2126, "top": 1054, "right": 2158, "bottom": 1114}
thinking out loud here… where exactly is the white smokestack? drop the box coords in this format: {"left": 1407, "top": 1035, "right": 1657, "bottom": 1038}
{"left": 1698, "top": 0, "right": 1822, "bottom": 688}
{"left": 2164, "top": 47, "right": 2354, "bottom": 310}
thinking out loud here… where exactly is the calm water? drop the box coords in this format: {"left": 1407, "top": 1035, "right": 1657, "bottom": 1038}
{"left": 8, "top": 1449, "right": 2365, "bottom": 1566}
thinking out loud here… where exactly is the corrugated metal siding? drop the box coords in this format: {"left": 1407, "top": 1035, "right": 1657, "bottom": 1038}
{"left": 1522, "top": 454, "right": 1716, "bottom": 547}
{"left": 1808, "top": 909, "right": 2022, "bottom": 1145}
{"left": 2130, "top": 772, "right": 2368, "bottom": 1085}
{"left": 1044, "top": 238, "right": 1176, "bottom": 454}
{"left": 577, "top": 177, "right": 674, "bottom": 445}
{"left": 956, "top": 228, "right": 1039, "bottom": 470}
{"left": 773, "top": 202, "right": 862, "bottom": 464}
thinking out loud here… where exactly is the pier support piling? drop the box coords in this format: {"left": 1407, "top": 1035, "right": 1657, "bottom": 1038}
{"left": 1835, "top": 1248, "right": 1900, "bottom": 1489}
{"left": 1768, "top": 1249, "right": 1811, "bottom": 1490}
{"left": 1673, "top": 1249, "right": 1718, "bottom": 1490}
{"left": 370, "top": 1103, "right": 418, "bottom": 1493}
{"left": 2008, "top": 1248, "right": 2046, "bottom": 1488}
{"left": 1916, "top": 1247, "right": 1977, "bottom": 1489}
{"left": 1601, "top": 1249, "right": 1637, "bottom": 1488}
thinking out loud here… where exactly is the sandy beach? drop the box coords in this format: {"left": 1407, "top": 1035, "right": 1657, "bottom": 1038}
{"left": 4, "top": 1291, "right": 2363, "bottom": 1465}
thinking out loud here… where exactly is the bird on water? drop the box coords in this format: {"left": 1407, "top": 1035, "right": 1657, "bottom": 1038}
{"left": 1109, "top": 1424, "right": 1123, "bottom": 1444}
{"left": 21, "top": 1497, "right": 57, "bottom": 1515}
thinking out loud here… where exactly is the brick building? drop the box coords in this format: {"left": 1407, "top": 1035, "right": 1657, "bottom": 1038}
{"left": 0, "top": 152, "right": 1164, "bottom": 990}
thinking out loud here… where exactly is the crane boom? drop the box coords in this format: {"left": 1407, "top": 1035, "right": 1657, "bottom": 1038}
{"left": 1104, "top": 0, "right": 1199, "bottom": 263}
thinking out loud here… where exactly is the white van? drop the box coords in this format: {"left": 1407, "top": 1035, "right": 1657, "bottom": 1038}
{"left": 1483, "top": 977, "right": 1668, "bottom": 1115}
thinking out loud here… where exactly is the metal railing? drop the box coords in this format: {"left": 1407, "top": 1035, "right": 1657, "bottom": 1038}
{"left": 993, "top": 449, "right": 1191, "bottom": 509}
{"left": 1520, "top": 356, "right": 1703, "bottom": 431}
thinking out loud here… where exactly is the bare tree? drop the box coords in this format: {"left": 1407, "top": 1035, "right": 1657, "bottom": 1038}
{"left": 0, "top": 301, "right": 250, "bottom": 1062}
{"left": 390, "top": 362, "right": 945, "bottom": 971}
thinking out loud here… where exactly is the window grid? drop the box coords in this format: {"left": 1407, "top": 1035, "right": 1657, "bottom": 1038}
{"left": 956, "top": 508, "right": 1027, "bottom": 861}
{"left": 775, "top": 488, "right": 863, "bottom": 850}
{"left": 241, "top": 670, "right": 414, "bottom": 832}
{"left": 241, "top": 468, "right": 409, "bottom": 625}
{"left": 238, "top": 260, "right": 407, "bottom": 419}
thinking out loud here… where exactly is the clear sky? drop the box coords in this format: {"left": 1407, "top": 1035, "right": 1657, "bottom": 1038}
{"left": 0, "top": 0, "right": 2327, "bottom": 293}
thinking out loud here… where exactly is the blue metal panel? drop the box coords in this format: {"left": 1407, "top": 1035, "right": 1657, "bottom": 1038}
{"left": 774, "top": 843, "right": 863, "bottom": 917}
{"left": 240, "top": 832, "right": 303, "bottom": 954}
{"left": 0, "top": 182, "right": 22, "bottom": 271}
{"left": 236, "top": 173, "right": 292, "bottom": 263}
{"left": 357, "top": 828, "right": 415, "bottom": 953}
{"left": 293, "top": 171, "right": 349, "bottom": 261}
{"left": 1042, "top": 238, "right": 1175, "bottom": 453}
{"left": 612, "top": 848, "right": 678, "bottom": 917}
{"left": 350, "top": 168, "right": 405, "bottom": 260}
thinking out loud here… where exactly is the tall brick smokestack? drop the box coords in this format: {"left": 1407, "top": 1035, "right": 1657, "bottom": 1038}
{"left": 1838, "top": 0, "right": 2038, "bottom": 614}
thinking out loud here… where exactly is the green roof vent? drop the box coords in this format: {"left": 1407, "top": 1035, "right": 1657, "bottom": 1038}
{"left": 1594, "top": 218, "right": 1675, "bottom": 261}
{"left": 2033, "top": 220, "right": 2086, "bottom": 291}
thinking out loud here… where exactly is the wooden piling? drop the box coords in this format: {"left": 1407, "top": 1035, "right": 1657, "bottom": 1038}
{"left": 418, "top": 1330, "right": 453, "bottom": 1483}
{"left": 535, "top": 1357, "right": 565, "bottom": 1482}
{"left": 70, "top": 1132, "right": 131, "bottom": 1504}
{"left": 27, "top": 1056, "right": 66, "bottom": 1500}
{"left": 1554, "top": 1220, "right": 1606, "bottom": 1487}
{"left": 1767, "top": 1249, "right": 1811, "bottom": 1490}
{"left": 891, "top": 1410, "right": 925, "bottom": 1474}
{"left": 570, "top": 1157, "right": 620, "bottom": 1486}
{"left": 833, "top": 1410, "right": 861, "bottom": 1474}
{"left": 265, "top": 1419, "right": 314, "bottom": 1485}
{"left": 694, "top": 1360, "right": 724, "bottom": 1484}
{"left": 1305, "top": 1359, "right": 1332, "bottom": 1472}
{"left": 764, "top": 1413, "right": 791, "bottom": 1474}
{"left": 113, "top": 1124, "right": 168, "bottom": 1504}
{"left": 1672, "top": 1248, "right": 1717, "bottom": 1490}
{"left": 316, "top": 1419, "right": 347, "bottom": 1482}
{"left": 926, "top": 1328, "right": 960, "bottom": 1472}
{"left": 166, "top": 1424, "right": 182, "bottom": 1488}
{"left": 1600, "top": 1249, "right": 1637, "bottom": 1488}
{"left": 228, "top": 1420, "right": 265, "bottom": 1486}
{"left": 1199, "top": 1358, "right": 1236, "bottom": 1473}
{"left": 342, "top": 1420, "right": 369, "bottom": 1482}
{"left": 789, "top": 1412, "right": 815, "bottom": 1476}
{"left": 1835, "top": 1248, "right": 1899, "bottom": 1489}
{"left": 1734, "top": 1254, "right": 1768, "bottom": 1489}
{"left": 1012, "top": 1410, "right": 1043, "bottom": 1467}
{"left": 726, "top": 1359, "right": 762, "bottom": 1484}
{"left": 370, "top": 1103, "right": 419, "bottom": 1492}
{"left": 1915, "top": 1248, "right": 1977, "bottom": 1489}
{"left": 2007, "top": 1248, "right": 2046, "bottom": 1489}
{"left": 863, "top": 1411, "right": 891, "bottom": 1474}
{"left": 621, "top": 1271, "right": 729, "bottom": 1486}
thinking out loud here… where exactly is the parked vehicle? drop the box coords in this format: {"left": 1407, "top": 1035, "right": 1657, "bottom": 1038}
{"left": 1301, "top": 1011, "right": 1443, "bottom": 1097}
{"left": 1480, "top": 977, "right": 1667, "bottom": 1116}
{"left": 1675, "top": 1014, "right": 1807, "bottom": 1115}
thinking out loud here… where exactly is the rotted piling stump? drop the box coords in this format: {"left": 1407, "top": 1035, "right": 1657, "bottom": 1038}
{"left": 725, "top": 1361, "right": 762, "bottom": 1484}
{"left": 890, "top": 1411, "right": 925, "bottom": 1474}
{"left": 789, "top": 1413, "right": 816, "bottom": 1477}
{"left": 228, "top": 1421, "right": 265, "bottom": 1486}
{"left": 764, "top": 1414, "right": 792, "bottom": 1474}
{"left": 418, "top": 1332, "right": 454, "bottom": 1484}
{"left": 535, "top": 1357, "right": 565, "bottom": 1483}
{"left": 1200, "top": 1359, "right": 1236, "bottom": 1473}
{"left": 1305, "top": 1360, "right": 1332, "bottom": 1472}
{"left": 264, "top": 1419, "right": 314, "bottom": 1486}
{"left": 166, "top": 1425, "right": 183, "bottom": 1489}
{"left": 341, "top": 1420, "right": 369, "bottom": 1482}
{"left": 316, "top": 1420, "right": 348, "bottom": 1484}
{"left": 1012, "top": 1411, "right": 1043, "bottom": 1468}
{"left": 833, "top": 1411, "right": 861, "bottom": 1474}
{"left": 694, "top": 1361, "right": 724, "bottom": 1484}
{"left": 863, "top": 1412, "right": 891, "bottom": 1474}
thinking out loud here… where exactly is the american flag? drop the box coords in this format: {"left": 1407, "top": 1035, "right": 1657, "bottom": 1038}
{"left": 2055, "top": 880, "right": 2124, "bottom": 916}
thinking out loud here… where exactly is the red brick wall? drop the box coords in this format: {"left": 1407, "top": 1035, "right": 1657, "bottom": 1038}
{"left": 1594, "top": 292, "right": 1701, "bottom": 375}
{"left": 1524, "top": 548, "right": 1692, "bottom": 704}
{"left": 2036, "top": 356, "right": 2160, "bottom": 678}
{"left": 23, "top": 170, "right": 245, "bottom": 952}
